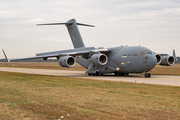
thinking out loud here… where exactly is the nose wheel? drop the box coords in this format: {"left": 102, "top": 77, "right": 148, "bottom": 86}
{"left": 144, "top": 73, "right": 151, "bottom": 78}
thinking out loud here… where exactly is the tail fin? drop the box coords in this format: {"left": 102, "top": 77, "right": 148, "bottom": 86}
{"left": 37, "top": 19, "right": 95, "bottom": 48}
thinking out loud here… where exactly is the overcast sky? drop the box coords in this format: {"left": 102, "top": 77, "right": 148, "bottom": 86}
{"left": 1, "top": 0, "right": 180, "bottom": 59}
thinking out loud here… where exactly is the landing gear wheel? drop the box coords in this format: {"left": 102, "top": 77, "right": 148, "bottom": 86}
{"left": 144, "top": 73, "right": 151, "bottom": 78}
{"left": 100, "top": 74, "right": 103, "bottom": 76}
{"left": 125, "top": 73, "right": 129, "bottom": 76}
{"left": 95, "top": 72, "right": 99, "bottom": 76}
{"left": 88, "top": 73, "right": 91, "bottom": 76}
{"left": 114, "top": 73, "right": 118, "bottom": 76}
{"left": 92, "top": 74, "right": 95, "bottom": 76}
{"left": 144, "top": 73, "right": 148, "bottom": 78}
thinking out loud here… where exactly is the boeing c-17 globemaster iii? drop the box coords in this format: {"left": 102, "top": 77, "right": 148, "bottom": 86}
{"left": 2, "top": 19, "right": 177, "bottom": 78}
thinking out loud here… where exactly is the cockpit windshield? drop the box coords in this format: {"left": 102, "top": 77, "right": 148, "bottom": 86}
{"left": 140, "top": 52, "right": 153, "bottom": 56}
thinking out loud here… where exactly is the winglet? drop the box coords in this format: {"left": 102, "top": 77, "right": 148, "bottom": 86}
{"left": 2, "top": 49, "right": 10, "bottom": 62}
{"left": 173, "top": 50, "right": 178, "bottom": 62}
{"left": 173, "top": 50, "right": 176, "bottom": 58}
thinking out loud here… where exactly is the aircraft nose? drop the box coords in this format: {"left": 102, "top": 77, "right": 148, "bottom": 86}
{"left": 148, "top": 55, "right": 157, "bottom": 71}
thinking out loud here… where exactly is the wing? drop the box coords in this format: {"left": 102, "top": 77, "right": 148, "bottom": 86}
{"left": 3, "top": 47, "right": 110, "bottom": 62}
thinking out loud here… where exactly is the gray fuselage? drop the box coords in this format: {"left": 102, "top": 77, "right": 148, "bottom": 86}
{"left": 76, "top": 46, "right": 157, "bottom": 74}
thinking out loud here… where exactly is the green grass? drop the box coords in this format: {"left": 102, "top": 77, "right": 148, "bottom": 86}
{"left": 152, "top": 64, "right": 180, "bottom": 76}
{"left": 0, "top": 71, "right": 180, "bottom": 119}
{"left": 0, "top": 62, "right": 86, "bottom": 71}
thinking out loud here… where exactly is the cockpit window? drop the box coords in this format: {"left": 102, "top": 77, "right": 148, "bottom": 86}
{"left": 147, "top": 52, "right": 152, "bottom": 55}
{"left": 140, "top": 52, "right": 152, "bottom": 56}
{"left": 140, "top": 52, "right": 146, "bottom": 56}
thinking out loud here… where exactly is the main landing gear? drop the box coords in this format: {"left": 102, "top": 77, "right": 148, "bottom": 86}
{"left": 144, "top": 73, "right": 151, "bottom": 78}
{"left": 88, "top": 71, "right": 103, "bottom": 76}
{"left": 114, "top": 73, "right": 129, "bottom": 76}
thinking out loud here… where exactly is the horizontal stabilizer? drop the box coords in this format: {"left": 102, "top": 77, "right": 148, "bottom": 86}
{"left": 37, "top": 23, "right": 72, "bottom": 26}
{"left": 77, "top": 23, "right": 95, "bottom": 27}
{"left": 37, "top": 22, "right": 95, "bottom": 27}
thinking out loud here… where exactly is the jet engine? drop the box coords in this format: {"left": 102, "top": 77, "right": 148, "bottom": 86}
{"left": 159, "top": 56, "right": 175, "bottom": 66}
{"left": 155, "top": 54, "right": 162, "bottom": 64}
{"left": 90, "top": 54, "right": 108, "bottom": 66}
{"left": 58, "top": 56, "right": 76, "bottom": 67}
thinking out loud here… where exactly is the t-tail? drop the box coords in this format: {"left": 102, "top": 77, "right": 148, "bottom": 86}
{"left": 37, "top": 19, "right": 95, "bottom": 48}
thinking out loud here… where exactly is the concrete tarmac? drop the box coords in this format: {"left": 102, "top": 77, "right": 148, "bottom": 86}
{"left": 0, "top": 67, "right": 180, "bottom": 87}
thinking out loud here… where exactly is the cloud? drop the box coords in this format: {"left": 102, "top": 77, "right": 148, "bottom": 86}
{"left": 0, "top": 0, "right": 180, "bottom": 58}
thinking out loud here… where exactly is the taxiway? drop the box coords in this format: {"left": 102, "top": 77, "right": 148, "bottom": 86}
{"left": 0, "top": 67, "right": 180, "bottom": 86}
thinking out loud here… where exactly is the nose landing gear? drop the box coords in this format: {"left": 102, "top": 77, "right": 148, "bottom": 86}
{"left": 144, "top": 73, "right": 151, "bottom": 78}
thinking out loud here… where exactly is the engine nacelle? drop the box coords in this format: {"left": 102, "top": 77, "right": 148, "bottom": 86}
{"left": 155, "top": 54, "right": 162, "bottom": 64}
{"left": 91, "top": 54, "right": 108, "bottom": 66}
{"left": 58, "top": 56, "right": 76, "bottom": 67}
{"left": 159, "top": 56, "right": 175, "bottom": 66}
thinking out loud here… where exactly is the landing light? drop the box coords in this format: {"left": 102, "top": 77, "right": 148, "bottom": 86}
{"left": 116, "top": 68, "right": 120, "bottom": 71}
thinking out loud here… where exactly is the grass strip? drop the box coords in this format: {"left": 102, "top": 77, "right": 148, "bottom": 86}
{"left": 0, "top": 71, "right": 180, "bottom": 119}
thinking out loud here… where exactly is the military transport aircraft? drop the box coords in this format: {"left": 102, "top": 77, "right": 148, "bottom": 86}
{"left": 2, "top": 19, "right": 177, "bottom": 78}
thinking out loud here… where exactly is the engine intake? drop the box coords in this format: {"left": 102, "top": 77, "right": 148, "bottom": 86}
{"left": 58, "top": 56, "right": 76, "bottom": 67}
{"left": 155, "top": 54, "right": 162, "bottom": 64}
{"left": 91, "top": 54, "right": 108, "bottom": 66}
{"left": 159, "top": 56, "right": 175, "bottom": 66}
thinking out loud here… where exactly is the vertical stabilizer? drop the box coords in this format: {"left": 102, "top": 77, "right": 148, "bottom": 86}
{"left": 37, "top": 19, "right": 94, "bottom": 48}
{"left": 66, "top": 19, "right": 85, "bottom": 48}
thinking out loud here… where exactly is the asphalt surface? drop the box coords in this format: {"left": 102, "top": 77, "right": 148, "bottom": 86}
{"left": 0, "top": 67, "right": 180, "bottom": 86}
